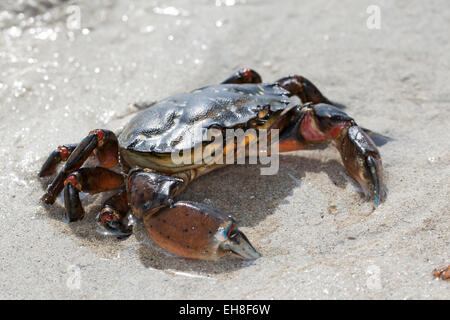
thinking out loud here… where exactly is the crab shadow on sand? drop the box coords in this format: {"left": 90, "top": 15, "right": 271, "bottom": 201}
{"left": 40, "top": 153, "right": 352, "bottom": 274}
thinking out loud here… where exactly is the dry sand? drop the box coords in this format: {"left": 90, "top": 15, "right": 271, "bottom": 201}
{"left": 0, "top": 0, "right": 448, "bottom": 299}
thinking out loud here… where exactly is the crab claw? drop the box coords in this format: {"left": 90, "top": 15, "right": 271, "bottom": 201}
{"left": 219, "top": 228, "right": 261, "bottom": 260}
{"left": 144, "top": 201, "right": 260, "bottom": 260}
{"left": 338, "top": 126, "right": 386, "bottom": 208}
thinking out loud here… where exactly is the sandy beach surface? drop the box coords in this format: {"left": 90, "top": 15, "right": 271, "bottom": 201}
{"left": 0, "top": 0, "right": 448, "bottom": 299}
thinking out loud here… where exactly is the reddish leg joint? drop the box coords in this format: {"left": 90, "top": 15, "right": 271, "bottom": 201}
{"left": 58, "top": 146, "right": 71, "bottom": 160}
{"left": 99, "top": 207, "right": 120, "bottom": 225}
{"left": 276, "top": 75, "right": 332, "bottom": 105}
{"left": 89, "top": 129, "right": 105, "bottom": 146}
{"left": 222, "top": 68, "right": 262, "bottom": 84}
{"left": 64, "top": 174, "right": 81, "bottom": 190}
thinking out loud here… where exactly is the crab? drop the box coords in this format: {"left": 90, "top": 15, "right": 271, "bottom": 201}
{"left": 39, "top": 68, "right": 386, "bottom": 260}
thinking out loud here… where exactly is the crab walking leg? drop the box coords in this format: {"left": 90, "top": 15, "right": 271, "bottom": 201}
{"left": 276, "top": 75, "right": 345, "bottom": 109}
{"left": 97, "top": 188, "right": 132, "bottom": 237}
{"left": 63, "top": 167, "right": 124, "bottom": 221}
{"left": 279, "top": 103, "right": 386, "bottom": 207}
{"left": 41, "top": 129, "right": 119, "bottom": 204}
{"left": 39, "top": 144, "right": 78, "bottom": 177}
{"left": 221, "top": 68, "right": 262, "bottom": 84}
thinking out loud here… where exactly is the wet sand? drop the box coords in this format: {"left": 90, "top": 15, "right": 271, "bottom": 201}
{"left": 0, "top": 0, "right": 448, "bottom": 299}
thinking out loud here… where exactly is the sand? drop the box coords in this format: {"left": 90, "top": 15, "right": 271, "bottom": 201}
{"left": 0, "top": 0, "right": 448, "bottom": 299}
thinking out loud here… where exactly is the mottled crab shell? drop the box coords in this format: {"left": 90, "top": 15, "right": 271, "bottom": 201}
{"left": 118, "top": 83, "right": 291, "bottom": 154}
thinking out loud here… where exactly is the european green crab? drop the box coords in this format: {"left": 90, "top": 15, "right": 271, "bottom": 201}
{"left": 39, "top": 68, "right": 386, "bottom": 260}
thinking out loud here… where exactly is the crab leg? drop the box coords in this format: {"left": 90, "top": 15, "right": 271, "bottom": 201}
{"left": 63, "top": 167, "right": 124, "bottom": 221}
{"left": 41, "top": 129, "right": 119, "bottom": 204}
{"left": 276, "top": 75, "right": 345, "bottom": 109}
{"left": 39, "top": 144, "right": 78, "bottom": 177}
{"left": 97, "top": 188, "right": 132, "bottom": 237}
{"left": 433, "top": 265, "right": 450, "bottom": 281}
{"left": 222, "top": 68, "right": 262, "bottom": 84}
{"left": 279, "top": 103, "right": 386, "bottom": 207}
